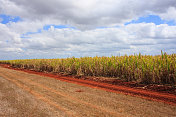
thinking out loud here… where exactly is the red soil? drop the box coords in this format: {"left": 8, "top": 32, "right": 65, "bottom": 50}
{"left": 0, "top": 64, "right": 176, "bottom": 105}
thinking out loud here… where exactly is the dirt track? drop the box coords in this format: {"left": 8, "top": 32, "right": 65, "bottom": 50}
{"left": 0, "top": 66, "right": 176, "bottom": 117}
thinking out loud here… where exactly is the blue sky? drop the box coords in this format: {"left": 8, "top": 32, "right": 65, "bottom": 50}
{"left": 1, "top": 13, "right": 175, "bottom": 38}
{"left": 43, "top": 25, "right": 76, "bottom": 30}
{"left": 0, "top": 14, "right": 76, "bottom": 38}
{"left": 1, "top": 14, "right": 175, "bottom": 29}
{"left": 125, "top": 15, "right": 176, "bottom": 26}
{"left": 0, "top": 0, "right": 176, "bottom": 60}
{"left": 0, "top": 14, "right": 21, "bottom": 24}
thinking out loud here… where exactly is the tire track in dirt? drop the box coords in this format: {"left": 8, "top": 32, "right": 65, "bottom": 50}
{"left": 0, "top": 73, "right": 77, "bottom": 117}
{"left": 52, "top": 77, "right": 176, "bottom": 105}
{"left": 1, "top": 66, "right": 176, "bottom": 117}
{"left": 0, "top": 68, "right": 124, "bottom": 117}
{"left": 16, "top": 78, "right": 119, "bottom": 116}
{"left": 1, "top": 64, "right": 176, "bottom": 105}
{"left": 20, "top": 70, "right": 176, "bottom": 105}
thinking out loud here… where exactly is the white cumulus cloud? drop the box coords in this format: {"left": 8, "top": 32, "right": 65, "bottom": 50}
{"left": 0, "top": 0, "right": 176, "bottom": 59}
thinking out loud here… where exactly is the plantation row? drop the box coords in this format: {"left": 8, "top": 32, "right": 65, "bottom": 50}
{"left": 0, "top": 52, "right": 175, "bottom": 85}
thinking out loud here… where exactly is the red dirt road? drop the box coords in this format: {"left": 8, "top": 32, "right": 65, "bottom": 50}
{"left": 1, "top": 64, "right": 176, "bottom": 105}
{"left": 0, "top": 65, "right": 176, "bottom": 116}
